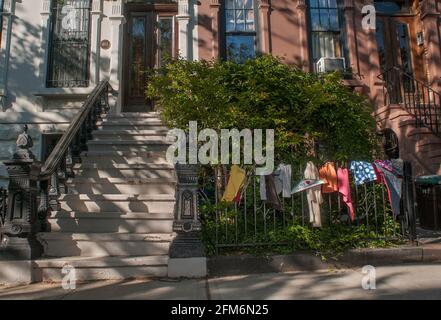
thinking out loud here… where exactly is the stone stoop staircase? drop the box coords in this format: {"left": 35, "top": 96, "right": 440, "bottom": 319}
{"left": 375, "top": 104, "right": 441, "bottom": 176}
{"left": 35, "top": 112, "right": 177, "bottom": 282}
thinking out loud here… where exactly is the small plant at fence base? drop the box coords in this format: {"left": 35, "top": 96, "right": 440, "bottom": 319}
{"left": 199, "top": 168, "right": 405, "bottom": 260}
{"left": 200, "top": 201, "right": 404, "bottom": 260}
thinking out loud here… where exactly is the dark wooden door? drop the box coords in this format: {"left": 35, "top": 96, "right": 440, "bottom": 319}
{"left": 124, "top": 11, "right": 155, "bottom": 111}
{"left": 376, "top": 15, "right": 425, "bottom": 81}
{"left": 123, "top": 3, "right": 177, "bottom": 112}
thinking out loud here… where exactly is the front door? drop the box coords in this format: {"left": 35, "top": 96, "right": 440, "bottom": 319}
{"left": 123, "top": 4, "right": 177, "bottom": 112}
{"left": 375, "top": 4, "right": 427, "bottom": 103}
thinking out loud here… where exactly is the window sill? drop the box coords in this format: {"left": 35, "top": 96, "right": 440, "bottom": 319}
{"left": 33, "top": 87, "right": 93, "bottom": 98}
{"left": 343, "top": 78, "right": 364, "bottom": 88}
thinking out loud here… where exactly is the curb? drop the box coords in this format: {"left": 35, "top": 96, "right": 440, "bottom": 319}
{"left": 207, "top": 245, "right": 441, "bottom": 277}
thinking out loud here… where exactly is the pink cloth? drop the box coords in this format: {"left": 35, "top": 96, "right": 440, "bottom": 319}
{"left": 337, "top": 168, "right": 355, "bottom": 221}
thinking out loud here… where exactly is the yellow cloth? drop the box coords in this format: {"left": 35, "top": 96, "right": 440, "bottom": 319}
{"left": 222, "top": 165, "right": 246, "bottom": 202}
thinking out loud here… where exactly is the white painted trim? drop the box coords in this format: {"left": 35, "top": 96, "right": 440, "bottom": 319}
{"left": 0, "top": 0, "right": 17, "bottom": 111}
{"left": 90, "top": 0, "right": 104, "bottom": 86}
{"left": 109, "top": 0, "right": 126, "bottom": 114}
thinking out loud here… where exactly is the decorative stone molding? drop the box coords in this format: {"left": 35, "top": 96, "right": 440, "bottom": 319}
{"left": 209, "top": 0, "right": 221, "bottom": 8}
{"left": 259, "top": 0, "right": 270, "bottom": 8}
{"left": 343, "top": 0, "right": 354, "bottom": 10}
{"left": 2, "top": 0, "right": 16, "bottom": 15}
{"left": 178, "top": 0, "right": 190, "bottom": 18}
{"left": 110, "top": 0, "right": 124, "bottom": 19}
{"left": 41, "top": 0, "right": 51, "bottom": 15}
{"left": 296, "top": 0, "right": 306, "bottom": 10}
{"left": 91, "top": 0, "right": 103, "bottom": 15}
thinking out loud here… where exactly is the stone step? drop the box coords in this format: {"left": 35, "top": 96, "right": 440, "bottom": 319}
{"left": 72, "top": 163, "right": 176, "bottom": 179}
{"left": 415, "top": 138, "right": 441, "bottom": 152}
{"left": 97, "top": 124, "right": 169, "bottom": 131}
{"left": 99, "top": 118, "right": 164, "bottom": 125}
{"left": 102, "top": 112, "right": 161, "bottom": 119}
{"left": 50, "top": 211, "right": 174, "bottom": 220}
{"left": 34, "top": 255, "right": 168, "bottom": 281}
{"left": 92, "top": 129, "right": 170, "bottom": 141}
{"left": 48, "top": 214, "right": 173, "bottom": 233}
{"left": 66, "top": 177, "right": 176, "bottom": 195}
{"left": 59, "top": 194, "right": 176, "bottom": 213}
{"left": 37, "top": 233, "right": 174, "bottom": 257}
{"left": 80, "top": 150, "right": 168, "bottom": 164}
{"left": 87, "top": 140, "right": 171, "bottom": 152}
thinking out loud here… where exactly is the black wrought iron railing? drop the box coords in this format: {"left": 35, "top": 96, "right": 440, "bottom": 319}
{"left": 379, "top": 66, "right": 441, "bottom": 136}
{"left": 37, "top": 80, "right": 111, "bottom": 222}
{"left": 0, "top": 187, "right": 7, "bottom": 229}
{"left": 0, "top": 80, "right": 111, "bottom": 258}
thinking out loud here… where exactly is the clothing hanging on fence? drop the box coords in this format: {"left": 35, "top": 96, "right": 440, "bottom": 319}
{"left": 337, "top": 167, "right": 355, "bottom": 221}
{"left": 259, "top": 175, "right": 267, "bottom": 201}
{"left": 373, "top": 160, "right": 403, "bottom": 217}
{"left": 273, "top": 166, "right": 283, "bottom": 195}
{"left": 319, "top": 162, "right": 339, "bottom": 193}
{"left": 304, "top": 161, "right": 323, "bottom": 228}
{"left": 222, "top": 165, "right": 246, "bottom": 203}
{"left": 278, "top": 164, "right": 292, "bottom": 198}
{"left": 264, "top": 174, "right": 283, "bottom": 211}
{"left": 349, "top": 161, "right": 378, "bottom": 186}
{"left": 259, "top": 164, "right": 292, "bottom": 202}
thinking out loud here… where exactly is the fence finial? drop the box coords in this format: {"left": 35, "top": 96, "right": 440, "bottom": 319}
{"left": 13, "top": 124, "right": 35, "bottom": 160}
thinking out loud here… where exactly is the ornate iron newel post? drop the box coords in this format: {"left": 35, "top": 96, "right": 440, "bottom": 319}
{"left": 170, "top": 163, "right": 203, "bottom": 255}
{"left": 168, "top": 163, "right": 206, "bottom": 277}
{"left": 0, "top": 125, "right": 43, "bottom": 260}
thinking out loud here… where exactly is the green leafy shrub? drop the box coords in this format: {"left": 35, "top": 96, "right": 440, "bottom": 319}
{"left": 146, "top": 55, "right": 380, "bottom": 163}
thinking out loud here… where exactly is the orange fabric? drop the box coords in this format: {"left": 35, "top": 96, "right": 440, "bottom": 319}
{"left": 319, "top": 162, "right": 338, "bottom": 194}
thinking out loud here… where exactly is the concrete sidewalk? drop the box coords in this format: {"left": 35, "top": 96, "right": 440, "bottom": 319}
{"left": 1, "top": 263, "right": 440, "bottom": 300}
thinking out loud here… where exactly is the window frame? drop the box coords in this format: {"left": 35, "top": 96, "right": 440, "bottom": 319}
{"left": 307, "top": 0, "right": 348, "bottom": 72}
{"left": 46, "top": 0, "right": 92, "bottom": 88}
{"left": 221, "top": 0, "right": 259, "bottom": 63}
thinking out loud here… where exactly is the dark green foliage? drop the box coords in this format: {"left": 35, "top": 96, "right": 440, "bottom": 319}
{"left": 146, "top": 55, "right": 380, "bottom": 163}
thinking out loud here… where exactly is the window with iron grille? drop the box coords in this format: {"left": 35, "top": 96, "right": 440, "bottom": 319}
{"left": 308, "top": 0, "right": 346, "bottom": 71}
{"left": 47, "top": 0, "right": 91, "bottom": 88}
{"left": 224, "top": 0, "right": 257, "bottom": 63}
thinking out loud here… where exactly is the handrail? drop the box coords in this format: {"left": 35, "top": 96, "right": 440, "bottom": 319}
{"left": 379, "top": 66, "right": 441, "bottom": 136}
{"left": 378, "top": 66, "right": 441, "bottom": 96}
{"left": 39, "top": 81, "right": 111, "bottom": 180}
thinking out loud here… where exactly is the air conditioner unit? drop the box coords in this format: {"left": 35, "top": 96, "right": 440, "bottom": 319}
{"left": 316, "top": 57, "right": 346, "bottom": 73}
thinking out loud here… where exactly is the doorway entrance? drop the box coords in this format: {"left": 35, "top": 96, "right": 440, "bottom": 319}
{"left": 375, "top": 2, "right": 427, "bottom": 103}
{"left": 123, "top": 3, "right": 177, "bottom": 112}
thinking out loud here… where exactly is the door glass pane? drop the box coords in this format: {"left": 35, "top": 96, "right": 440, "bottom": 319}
{"left": 397, "top": 23, "right": 412, "bottom": 75}
{"left": 396, "top": 23, "right": 414, "bottom": 93}
{"left": 375, "top": 21, "right": 387, "bottom": 71}
{"left": 158, "top": 17, "right": 173, "bottom": 67}
{"left": 130, "top": 17, "right": 146, "bottom": 97}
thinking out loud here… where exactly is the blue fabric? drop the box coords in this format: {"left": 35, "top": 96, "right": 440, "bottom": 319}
{"left": 350, "top": 161, "right": 378, "bottom": 186}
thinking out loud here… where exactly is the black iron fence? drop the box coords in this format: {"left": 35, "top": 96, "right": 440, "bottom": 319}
{"left": 0, "top": 187, "right": 7, "bottom": 241}
{"left": 199, "top": 162, "right": 416, "bottom": 255}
